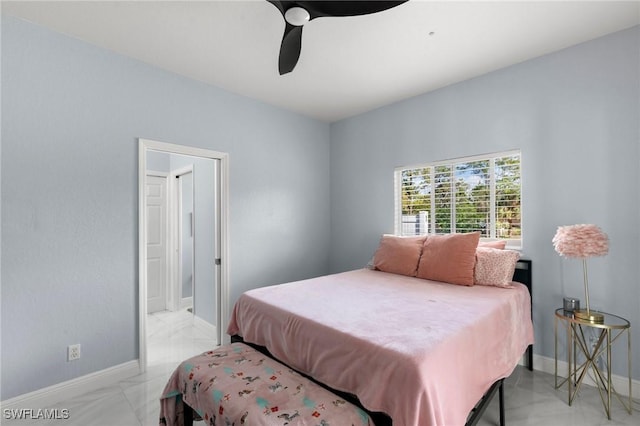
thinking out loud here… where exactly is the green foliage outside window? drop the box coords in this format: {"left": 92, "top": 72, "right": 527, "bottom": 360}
{"left": 399, "top": 153, "right": 521, "bottom": 240}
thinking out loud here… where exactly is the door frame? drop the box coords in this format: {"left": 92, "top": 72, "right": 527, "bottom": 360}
{"left": 138, "top": 138, "right": 229, "bottom": 373}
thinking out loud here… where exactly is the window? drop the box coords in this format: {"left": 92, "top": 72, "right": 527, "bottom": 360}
{"left": 395, "top": 151, "right": 522, "bottom": 247}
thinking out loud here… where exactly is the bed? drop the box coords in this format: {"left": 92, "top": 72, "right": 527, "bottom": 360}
{"left": 227, "top": 247, "right": 534, "bottom": 426}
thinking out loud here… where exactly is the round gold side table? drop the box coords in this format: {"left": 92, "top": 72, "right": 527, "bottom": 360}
{"left": 554, "top": 308, "right": 632, "bottom": 420}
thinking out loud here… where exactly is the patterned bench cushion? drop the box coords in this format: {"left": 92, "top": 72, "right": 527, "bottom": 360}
{"left": 159, "top": 342, "right": 373, "bottom": 426}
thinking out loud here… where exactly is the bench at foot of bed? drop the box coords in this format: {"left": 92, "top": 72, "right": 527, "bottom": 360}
{"left": 159, "top": 342, "right": 374, "bottom": 426}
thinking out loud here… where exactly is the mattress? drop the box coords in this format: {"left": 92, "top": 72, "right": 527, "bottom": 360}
{"left": 227, "top": 268, "right": 534, "bottom": 426}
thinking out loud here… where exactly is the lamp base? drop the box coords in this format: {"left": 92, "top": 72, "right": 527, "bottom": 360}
{"left": 574, "top": 309, "right": 604, "bottom": 324}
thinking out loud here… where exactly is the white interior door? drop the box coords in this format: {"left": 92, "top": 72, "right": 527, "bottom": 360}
{"left": 178, "top": 171, "right": 194, "bottom": 310}
{"left": 146, "top": 174, "right": 168, "bottom": 313}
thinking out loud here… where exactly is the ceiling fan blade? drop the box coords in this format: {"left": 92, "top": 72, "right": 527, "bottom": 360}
{"left": 266, "top": 0, "right": 295, "bottom": 17}
{"left": 279, "top": 23, "right": 303, "bottom": 75}
{"left": 268, "top": 1, "right": 408, "bottom": 21}
{"left": 300, "top": 1, "right": 408, "bottom": 19}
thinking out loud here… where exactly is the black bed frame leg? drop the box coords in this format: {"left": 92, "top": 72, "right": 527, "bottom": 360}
{"left": 183, "top": 402, "right": 194, "bottom": 426}
{"left": 465, "top": 378, "right": 505, "bottom": 426}
{"left": 499, "top": 379, "right": 505, "bottom": 426}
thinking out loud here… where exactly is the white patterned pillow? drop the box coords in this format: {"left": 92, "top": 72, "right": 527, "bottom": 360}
{"left": 474, "top": 247, "right": 520, "bottom": 287}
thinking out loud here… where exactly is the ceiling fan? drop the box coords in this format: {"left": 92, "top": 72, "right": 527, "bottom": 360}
{"left": 267, "top": 1, "right": 408, "bottom": 75}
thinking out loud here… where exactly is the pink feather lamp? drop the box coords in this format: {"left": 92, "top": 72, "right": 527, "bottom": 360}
{"left": 552, "top": 224, "right": 609, "bottom": 323}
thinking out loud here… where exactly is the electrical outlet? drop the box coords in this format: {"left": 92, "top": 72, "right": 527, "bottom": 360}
{"left": 68, "top": 344, "right": 81, "bottom": 361}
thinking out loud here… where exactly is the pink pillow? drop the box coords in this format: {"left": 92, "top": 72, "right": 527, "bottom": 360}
{"left": 373, "top": 235, "right": 426, "bottom": 277}
{"left": 478, "top": 240, "right": 507, "bottom": 249}
{"left": 416, "top": 232, "right": 481, "bottom": 286}
{"left": 474, "top": 247, "right": 521, "bottom": 287}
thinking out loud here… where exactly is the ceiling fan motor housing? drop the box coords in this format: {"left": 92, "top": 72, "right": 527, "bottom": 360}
{"left": 284, "top": 6, "right": 310, "bottom": 26}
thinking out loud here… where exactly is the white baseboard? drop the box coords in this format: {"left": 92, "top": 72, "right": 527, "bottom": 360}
{"left": 528, "top": 353, "right": 638, "bottom": 398}
{"left": 193, "top": 314, "right": 217, "bottom": 337}
{"left": 179, "top": 297, "right": 193, "bottom": 310}
{"left": 0, "top": 360, "right": 140, "bottom": 410}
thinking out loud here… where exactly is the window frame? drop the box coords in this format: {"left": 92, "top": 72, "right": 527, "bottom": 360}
{"left": 394, "top": 150, "right": 522, "bottom": 249}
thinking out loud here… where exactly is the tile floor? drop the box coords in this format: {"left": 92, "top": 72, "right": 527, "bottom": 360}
{"left": 475, "top": 365, "right": 638, "bottom": 426}
{"left": 3, "top": 310, "right": 638, "bottom": 425}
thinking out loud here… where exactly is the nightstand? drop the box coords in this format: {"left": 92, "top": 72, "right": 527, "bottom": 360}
{"left": 554, "top": 308, "right": 632, "bottom": 419}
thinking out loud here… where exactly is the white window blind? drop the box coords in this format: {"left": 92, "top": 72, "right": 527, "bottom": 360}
{"left": 395, "top": 151, "right": 521, "bottom": 247}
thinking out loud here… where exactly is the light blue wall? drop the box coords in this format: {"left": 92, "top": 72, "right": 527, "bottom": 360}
{"left": 146, "top": 150, "right": 170, "bottom": 173}
{"left": 1, "top": 16, "right": 330, "bottom": 399}
{"left": 329, "top": 26, "right": 640, "bottom": 379}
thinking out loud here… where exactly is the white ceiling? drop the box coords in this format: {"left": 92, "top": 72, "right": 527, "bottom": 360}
{"left": 3, "top": 0, "right": 639, "bottom": 122}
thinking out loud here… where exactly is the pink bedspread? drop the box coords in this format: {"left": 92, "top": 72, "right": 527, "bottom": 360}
{"left": 227, "top": 269, "right": 534, "bottom": 426}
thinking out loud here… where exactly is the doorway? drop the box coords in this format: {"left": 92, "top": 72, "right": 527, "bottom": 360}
{"left": 138, "top": 139, "right": 229, "bottom": 372}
